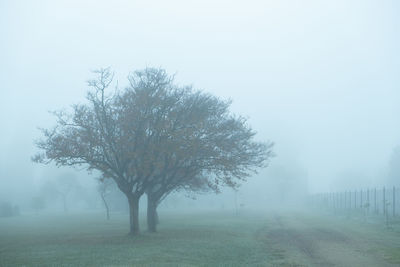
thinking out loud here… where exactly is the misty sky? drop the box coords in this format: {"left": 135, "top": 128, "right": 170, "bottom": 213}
{"left": 1, "top": 0, "right": 400, "bottom": 202}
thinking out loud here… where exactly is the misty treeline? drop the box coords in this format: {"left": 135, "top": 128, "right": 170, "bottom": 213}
{"left": 33, "top": 67, "right": 274, "bottom": 235}
{"left": 32, "top": 173, "right": 87, "bottom": 213}
{"left": 0, "top": 202, "right": 19, "bottom": 218}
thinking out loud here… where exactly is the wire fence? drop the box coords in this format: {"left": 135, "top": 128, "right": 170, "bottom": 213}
{"left": 310, "top": 186, "right": 399, "bottom": 222}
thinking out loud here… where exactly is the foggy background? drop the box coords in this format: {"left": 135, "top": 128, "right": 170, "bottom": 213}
{"left": 1, "top": 0, "right": 399, "bottom": 212}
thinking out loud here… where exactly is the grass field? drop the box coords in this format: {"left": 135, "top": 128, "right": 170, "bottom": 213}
{"left": 0, "top": 210, "right": 400, "bottom": 266}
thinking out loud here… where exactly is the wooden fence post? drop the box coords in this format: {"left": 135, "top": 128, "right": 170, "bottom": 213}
{"left": 333, "top": 192, "right": 336, "bottom": 210}
{"left": 349, "top": 191, "right": 351, "bottom": 209}
{"left": 354, "top": 190, "right": 357, "bottom": 209}
{"left": 383, "top": 187, "right": 386, "bottom": 216}
{"left": 374, "top": 188, "right": 377, "bottom": 214}
{"left": 393, "top": 186, "right": 395, "bottom": 217}
{"left": 342, "top": 192, "right": 344, "bottom": 209}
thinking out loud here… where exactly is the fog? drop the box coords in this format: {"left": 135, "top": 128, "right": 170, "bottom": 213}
{"left": 1, "top": 0, "right": 400, "bottom": 213}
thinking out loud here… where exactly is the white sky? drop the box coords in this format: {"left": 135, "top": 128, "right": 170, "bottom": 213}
{"left": 1, "top": 0, "right": 400, "bottom": 201}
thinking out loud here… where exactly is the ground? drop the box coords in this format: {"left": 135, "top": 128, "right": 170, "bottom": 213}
{"left": 0, "top": 210, "right": 399, "bottom": 266}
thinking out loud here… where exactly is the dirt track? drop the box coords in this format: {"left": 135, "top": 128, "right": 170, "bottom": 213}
{"left": 257, "top": 213, "right": 399, "bottom": 266}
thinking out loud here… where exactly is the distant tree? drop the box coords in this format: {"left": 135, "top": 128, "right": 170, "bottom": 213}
{"left": 97, "top": 177, "right": 114, "bottom": 220}
{"left": 31, "top": 196, "right": 46, "bottom": 213}
{"left": 33, "top": 67, "right": 273, "bottom": 235}
{"left": 56, "top": 175, "right": 75, "bottom": 212}
{"left": 13, "top": 205, "right": 20, "bottom": 216}
{"left": 0, "top": 202, "right": 14, "bottom": 217}
{"left": 40, "top": 174, "right": 79, "bottom": 212}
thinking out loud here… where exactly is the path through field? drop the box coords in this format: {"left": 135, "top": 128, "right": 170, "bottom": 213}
{"left": 259, "top": 212, "right": 400, "bottom": 266}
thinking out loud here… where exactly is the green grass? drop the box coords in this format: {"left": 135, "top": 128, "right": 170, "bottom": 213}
{"left": 0, "top": 211, "right": 271, "bottom": 266}
{"left": 1, "top": 210, "right": 400, "bottom": 266}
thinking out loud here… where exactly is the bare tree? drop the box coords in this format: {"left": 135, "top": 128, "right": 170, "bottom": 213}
{"left": 97, "top": 177, "right": 114, "bottom": 220}
{"left": 57, "top": 176, "right": 76, "bottom": 212}
{"left": 33, "top": 67, "right": 273, "bottom": 235}
{"left": 34, "top": 68, "right": 169, "bottom": 235}
{"left": 40, "top": 174, "right": 78, "bottom": 212}
{"left": 31, "top": 196, "right": 46, "bottom": 213}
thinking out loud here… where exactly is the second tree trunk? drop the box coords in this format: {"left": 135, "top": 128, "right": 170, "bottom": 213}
{"left": 147, "top": 193, "right": 159, "bottom": 232}
{"left": 127, "top": 195, "right": 140, "bottom": 235}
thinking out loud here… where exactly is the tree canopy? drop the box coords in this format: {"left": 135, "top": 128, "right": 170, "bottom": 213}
{"left": 33, "top": 67, "right": 274, "bottom": 235}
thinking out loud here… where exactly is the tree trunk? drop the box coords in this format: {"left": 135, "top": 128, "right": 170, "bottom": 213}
{"left": 101, "top": 194, "right": 110, "bottom": 220}
{"left": 127, "top": 195, "right": 140, "bottom": 235}
{"left": 147, "top": 193, "right": 159, "bottom": 232}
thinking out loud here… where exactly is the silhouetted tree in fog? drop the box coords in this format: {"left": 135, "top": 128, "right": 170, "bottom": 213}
{"left": 97, "top": 177, "right": 114, "bottom": 220}
{"left": 33, "top": 67, "right": 273, "bottom": 235}
{"left": 31, "top": 196, "right": 46, "bottom": 213}
{"left": 40, "top": 174, "right": 79, "bottom": 212}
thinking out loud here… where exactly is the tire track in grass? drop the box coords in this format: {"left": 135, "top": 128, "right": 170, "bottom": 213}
{"left": 258, "top": 213, "right": 397, "bottom": 266}
{"left": 267, "top": 215, "right": 335, "bottom": 266}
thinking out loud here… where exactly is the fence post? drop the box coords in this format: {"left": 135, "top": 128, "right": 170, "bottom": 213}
{"left": 333, "top": 192, "right": 336, "bottom": 210}
{"left": 350, "top": 191, "right": 352, "bottom": 209}
{"left": 354, "top": 190, "right": 357, "bottom": 209}
{"left": 393, "top": 186, "right": 395, "bottom": 217}
{"left": 383, "top": 187, "right": 386, "bottom": 216}
{"left": 341, "top": 192, "right": 344, "bottom": 210}
{"left": 374, "top": 188, "right": 377, "bottom": 214}
{"left": 349, "top": 191, "right": 351, "bottom": 209}
{"left": 326, "top": 193, "right": 328, "bottom": 208}
{"left": 333, "top": 192, "right": 335, "bottom": 209}
{"left": 367, "top": 188, "right": 370, "bottom": 214}
{"left": 360, "top": 189, "right": 363, "bottom": 208}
